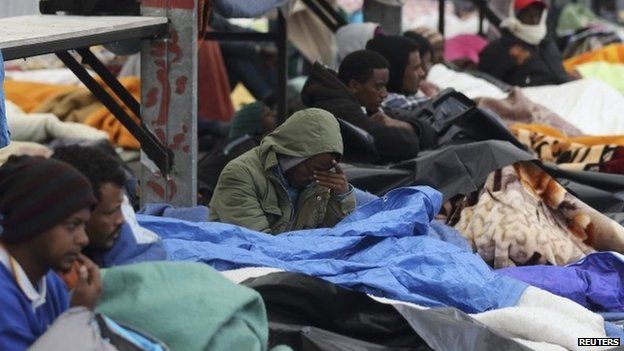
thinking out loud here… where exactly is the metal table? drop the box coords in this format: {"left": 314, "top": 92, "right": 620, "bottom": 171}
{"left": 0, "top": 11, "right": 199, "bottom": 206}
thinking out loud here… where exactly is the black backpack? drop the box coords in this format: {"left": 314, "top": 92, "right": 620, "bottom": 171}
{"left": 39, "top": 0, "right": 141, "bottom": 16}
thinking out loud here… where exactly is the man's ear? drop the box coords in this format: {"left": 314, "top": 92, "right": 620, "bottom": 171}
{"left": 347, "top": 79, "right": 360, "bottom": 93}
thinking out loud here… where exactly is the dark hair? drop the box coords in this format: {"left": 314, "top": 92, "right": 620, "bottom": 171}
{"left": 337, "top": 50, "right": 390, "bottom": 86}
{"left": 365, "top": 36, "right": 420, "bottom": 93}
{"left": 52, "top": 145, "right": 126, "bottom": 201}
{"left": 403, "top": 31, "right": 434, "bottom": 60}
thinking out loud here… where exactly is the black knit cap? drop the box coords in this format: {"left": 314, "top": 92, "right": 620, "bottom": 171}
{"left": 366, "top": 35, "right": 420, "bottom": 94}
{"left": 0, "top": 155, "right": 97, "bottom": 243}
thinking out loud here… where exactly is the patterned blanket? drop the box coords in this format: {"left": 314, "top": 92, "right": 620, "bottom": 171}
{"left": 440, "top": 161, "right": 624, "bottom": 268}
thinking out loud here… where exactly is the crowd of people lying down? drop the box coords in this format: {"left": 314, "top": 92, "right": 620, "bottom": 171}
{"left": 4, "top": 0, "right": 624, "bottom": 349}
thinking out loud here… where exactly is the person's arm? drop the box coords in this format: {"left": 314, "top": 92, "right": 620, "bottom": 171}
{"left": 325, "top": 101, "right": 421, "bottom": 161}
{"left": 478, "top": 41, "right": 513, "bottom": 81}
{"left": 0, "top": 317, "right": 37, "bottom": 351}
{"left": 313, "top": 161, "right": 356, "bottom": 227}
{"left": 209, "top": 162, "right": 272, "bottom": 233}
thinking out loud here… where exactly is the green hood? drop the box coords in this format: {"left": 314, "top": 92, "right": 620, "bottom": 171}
{"left": 259, "top": 108, "right": 343, "bottom": 169}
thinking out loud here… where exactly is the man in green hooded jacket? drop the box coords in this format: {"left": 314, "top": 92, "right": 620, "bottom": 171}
{"left": 209, "top": 108, "right": 356, "bottom": 234}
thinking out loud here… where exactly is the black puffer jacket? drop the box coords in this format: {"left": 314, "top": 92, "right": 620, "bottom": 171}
{"left": 478, "top": 30, "right": 569, "bottom": 87}
{"left": 301, "top": 63, "right": 436, "bottom": 163}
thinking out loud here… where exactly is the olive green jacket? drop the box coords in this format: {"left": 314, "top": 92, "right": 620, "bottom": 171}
{"left": 209, "top": 108, "right": 356, "bottom": 234}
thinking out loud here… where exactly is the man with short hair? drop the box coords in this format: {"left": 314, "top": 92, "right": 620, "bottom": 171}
{"left": 478, "top": 0, "right": 570, "bottom": 86}
{"left": 366, "top": 35, "right": 439, "bottom": 121}
{"left": 301, "top": 50, "right": 434, "bottom": 162}
{"left": 52, "top": 145, "right": 166, "bottom": 267}
{"left": 0, "top": 156, "right": 101, "bottom": 350}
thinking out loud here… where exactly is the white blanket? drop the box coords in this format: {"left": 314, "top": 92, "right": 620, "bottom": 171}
{"left": 472, "top": 287, "right": 609, "bottom": 351}
{"left": 5, "top": 101, "right": 108, "bottom": 143}
{"left": 427, "top": 64, "right": 508, "bottom": 100}
{"left": 521, "top": 78, "right": 624, "bottom": 135}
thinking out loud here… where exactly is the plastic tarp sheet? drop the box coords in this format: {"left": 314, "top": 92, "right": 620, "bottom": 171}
{"left": 243, "top": 272, "right": 532, "bottom": 351}
{"left": 213, "top": 0, "right": 292, "bottom": 18}
{"left": 0, "top": 50, "right": 9, "bottom": 148}
{"left": 394, "top": 140, "right": 535, "bottom": 201}
{"left": 137, "top": 186, "right": 528, "bottom": 313}
{"left": 499, "top": 252, "right": 624, "bottom": 313}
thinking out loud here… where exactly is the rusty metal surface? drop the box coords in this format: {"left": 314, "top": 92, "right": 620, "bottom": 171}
{"left": 141, "top": 1, "right": 198, "bottom": 206}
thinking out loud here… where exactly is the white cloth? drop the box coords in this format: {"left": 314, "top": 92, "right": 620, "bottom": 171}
{"left": 336, "top": 23, "right": 379, "bottom": 64}
{"left": 120, "top": 195, "right": 160, "bottom": 245}
{"left": 500, "top": 6, "right": 548, "bottom": 45}
{"left": 472, "top": 286, "right": 608, "bottom": 351}
{"left": 0, "top": 141, "right": 52, "bottom": 165}
{"left": 0, "top": 245, "right": 47, "bottom": 311}
{"left": 426, "top": 64, "right": 509, "bottom": 100}
{"left": 521, "top": 78, "right": 624, "bottom": 135}
{"left": 5, "top": 101, "right": 108, "bottom": 142}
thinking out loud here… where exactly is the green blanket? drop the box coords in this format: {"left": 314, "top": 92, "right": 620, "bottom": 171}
{"left": 577, "top": 62, "right": 624, "bottom": 94}
{"left": 97, "top": 262, "right": 289, "bottom": 351}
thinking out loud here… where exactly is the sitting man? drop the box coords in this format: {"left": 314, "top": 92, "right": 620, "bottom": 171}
{"left": 301, "top": 50, "right": 435, "bottom": 162}
{"left": 0, "top": 156, "right": 101, "bottom": 349}
{"left": 198, "top": 102, "right": 277, "bottom": 204}
{"left": 52, "top": 145, "right": 167, "bottom": 267}
{"left": 366, "top": 35, "right": 439, "bottom": 119}
{"left": 210, "top": 108, "right": 356, "bottom": 234}
{"left": 478, "top": 0, "right": 570, "bottom": 86}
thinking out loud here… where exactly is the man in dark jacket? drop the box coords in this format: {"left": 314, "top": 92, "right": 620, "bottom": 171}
{"left": 366, "top": 35, "right": 436, "bottom": 120}
{"left": 478, "top": 0, "right": 570, "bottom": 87}
{"left": 301, "top": 50, "right": 436, "bottom": 163}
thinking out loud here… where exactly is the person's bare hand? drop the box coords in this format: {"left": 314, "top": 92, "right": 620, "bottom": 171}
{"left": 372, "top": 112, "right": 414, "bottom": 132}
{"left": 70, "top": 254, "right": 102, "bottom": 310}
{"left": 313, "top": 160, "right": 349, "bottom": 195}
{"left": 419, "top": 80, "right": 440, "bottom": 97}
{"left": 568, "top": 70, "right": 582, "bottom": 81}
{"left": 371, "top": 111, "right": 393, "bottom": 125}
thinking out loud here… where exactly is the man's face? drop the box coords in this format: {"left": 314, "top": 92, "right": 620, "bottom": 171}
{"left": 422, "top": 51, "right": 434, "bottom": 72}
{"left": 261, "top": 106, "right": 277, "bottom": 135}
{"left": 517, "top": 4, "right": 544, "bottom": 25}
{"left": 31, "top": 208, "right": 91, "bottom": 273}
{"left": 86, "top": 182, "right": 125, "bottom": 251}
{"left": 402, "top": 51, "right": 427, "bottom": 95}
{"left": 350, "top": 68, "right": 389, "bottom": 113}
{"left": 285, "top": 153, "right": 336, "bottom": 189}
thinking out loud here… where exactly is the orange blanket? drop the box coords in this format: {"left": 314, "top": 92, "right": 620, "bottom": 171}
{"left": 4, "top": 80, "right": 75, "bottom": 113}
{"left": 563, "top": 43, "right": 624, "bottom": 73}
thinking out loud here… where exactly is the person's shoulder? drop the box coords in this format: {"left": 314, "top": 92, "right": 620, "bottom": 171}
{"left": 0, "top": 267, "right": 30, "bottom": 311}
{"left": 220, "top": 149, "right": 261, "bottom": 180}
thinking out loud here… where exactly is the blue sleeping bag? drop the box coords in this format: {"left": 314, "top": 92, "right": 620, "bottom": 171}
{"left": 137, "top": 186, "right": 528, "bottom": 313}
{"left": 499, "top": 252, "right": 624, "bottom": 313}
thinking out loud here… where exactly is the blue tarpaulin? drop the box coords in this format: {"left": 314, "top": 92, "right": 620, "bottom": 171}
{"left": 0, "top": 50, "right": 10, "bottom": 148}
{"left": 213, "top": 0, "right": 291, "bottom": 18}
{"left": 136, "top": 187, "right": 527, "bottom": 313}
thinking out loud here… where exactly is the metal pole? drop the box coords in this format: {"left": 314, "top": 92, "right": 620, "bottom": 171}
{"left": 438, "top": 0, "right": 445, "bottom": 36}
{"left": 141, "top": 0, "right": 198, "bottom": 206}
{"left": 277, "top": 10, "right": 288, "bottom": 124}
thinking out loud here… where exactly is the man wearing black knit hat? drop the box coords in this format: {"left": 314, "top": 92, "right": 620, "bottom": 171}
{"left": 0, "top": 155, "right": 102, "bottom": 350}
